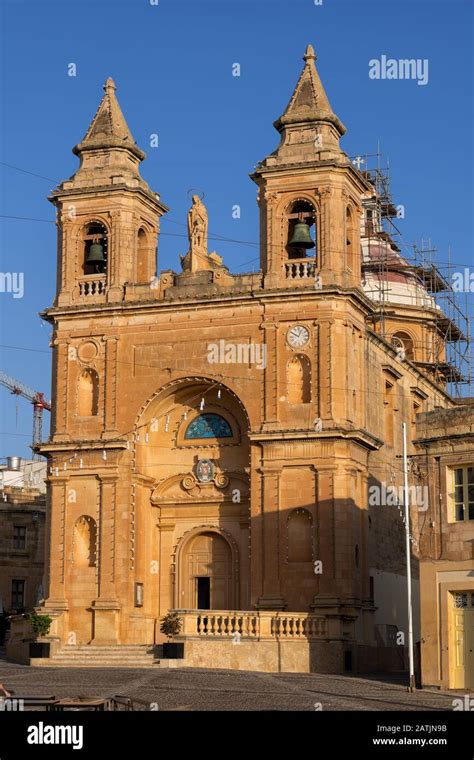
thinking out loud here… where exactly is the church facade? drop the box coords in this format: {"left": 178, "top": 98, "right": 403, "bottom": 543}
{"left": 28, "top": 46, "right": 459, "bottom": 672}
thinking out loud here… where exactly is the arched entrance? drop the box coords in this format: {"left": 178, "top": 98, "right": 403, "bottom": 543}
{"left": 134, "top": 377, "right": 250, "bottom": 613}
{"left": 180, "top": 530, "right": 235, "bottom": 610}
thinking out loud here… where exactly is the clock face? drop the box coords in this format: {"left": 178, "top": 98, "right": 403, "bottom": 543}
{"left": 287, "top": 325, "right": 310, "bottom": 348}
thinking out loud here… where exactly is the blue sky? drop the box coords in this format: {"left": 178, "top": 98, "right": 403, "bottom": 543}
{"left": 0, "top": 0, "right": 473, "bottom": 457}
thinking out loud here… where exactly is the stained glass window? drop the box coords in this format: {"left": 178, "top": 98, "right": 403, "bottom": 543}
{"left": 184, "top": 414, "right": 232, "bottom": 439}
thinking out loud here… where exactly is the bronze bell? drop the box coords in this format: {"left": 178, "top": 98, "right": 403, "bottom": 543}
{"left": 85, "top": 242, "right": 105, "bottom": 265}
{"left": 288, "top": 221, "right": 315, "bottom": 249}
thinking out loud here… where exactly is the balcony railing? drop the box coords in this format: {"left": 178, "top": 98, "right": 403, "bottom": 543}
{"left": 285, "top": 258, "right": 316, "bottom": 280}
{"left": 78, "top": 275, "right": 106, "bottom": 297}
{"left": 175, "top": 610, "right": 327, "bottom": 640}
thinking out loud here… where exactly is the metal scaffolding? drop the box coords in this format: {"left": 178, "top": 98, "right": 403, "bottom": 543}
{"left": 352, "top": 149, "right": 472, "bottom": 397}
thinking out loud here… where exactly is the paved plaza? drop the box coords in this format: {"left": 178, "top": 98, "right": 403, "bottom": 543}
{"left": 0, "top": 659, "right": 463, "bottom": 711}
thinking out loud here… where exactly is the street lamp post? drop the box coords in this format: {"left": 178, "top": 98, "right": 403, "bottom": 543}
{"left": 402, "top": 422, "right": 416, "bottom": 692}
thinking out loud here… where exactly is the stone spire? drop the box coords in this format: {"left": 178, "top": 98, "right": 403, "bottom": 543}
{"left": 274, "top": 44, "right": 346, "bottom": 137}
{"left": 66, "top": 77, "right": 152, "bottom": 191}
{"left": 254, "top": 44, "right": 348, "bottom": 169}
{"left": 73, "top": 77, "right": 145, "bottom": 160}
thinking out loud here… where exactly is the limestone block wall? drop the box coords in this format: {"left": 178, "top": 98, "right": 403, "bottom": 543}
{"left": 41, "top": 280, "right": 454, "bottom": 651}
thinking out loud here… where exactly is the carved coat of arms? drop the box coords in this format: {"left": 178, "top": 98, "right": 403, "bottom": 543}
{"left": 195, "top": 458, "right": 215, "bottom": 483}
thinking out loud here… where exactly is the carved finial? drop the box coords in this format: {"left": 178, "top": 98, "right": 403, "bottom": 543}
{"left": 303, "top": 44, "right": 317, "bottom": 63}
{"left": 104, "top": 77, "right": 116, "bottom": 94}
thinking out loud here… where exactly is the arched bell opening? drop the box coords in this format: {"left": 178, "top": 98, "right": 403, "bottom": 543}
{"left": 136, "top": 227, "right": 149, "bottom": 284}
{"left": 345, "top": 205, "right": 357, "bottom": 272}
{"left": 83, "top": 222, "right": 108, "bottom": 275}
{"left": 286, "top": 200, "right": 317, "bottom": 261}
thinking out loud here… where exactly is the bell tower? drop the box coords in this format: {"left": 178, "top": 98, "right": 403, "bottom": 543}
{"left": 50, "top": 77, "right": 168, "bottom": 306}
{"left": 251, "top": 45, "right": 370, "bottom": 290}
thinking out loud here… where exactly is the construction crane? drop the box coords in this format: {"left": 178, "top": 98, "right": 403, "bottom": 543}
{"left": 0, "top": 370, "right": 51, "bottom": 459}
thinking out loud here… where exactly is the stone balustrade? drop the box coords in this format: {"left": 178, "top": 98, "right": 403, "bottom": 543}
{"left": 285, "top": 258, "right": 316, "bottom": 280}
{"left": 78, "top": 275, "right": 106, "bottom": 297}
{"left": 174, "top": 610, "right": 327, "bottom": 641}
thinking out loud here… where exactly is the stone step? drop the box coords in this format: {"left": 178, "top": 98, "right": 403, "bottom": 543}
{"left": 33, "top": 661, "right": 161, "bottom": 668}
{"left": 53, "top": 653, "right": 156, "bottom": 659}
{"left": 53, "top": 647, "right": 157, "bottom": 655}
{"left": 54, "top": 649, "right": 154, "bottom": 654}
{"left": 54, "top": 647, "right": 154, "bottom": 655}
{"left": 32, "top": 655, "right": 184, "bottom": 668}
{"left": 32, "top": 644, "right": 169, "bottom": 668}
{"left": 52, "top": 660, "right": 156, "bottom": 665}
{"left": 55, "top": 646, "right": 155, "bottom": 651}
{"left": 53, "top": 655, "right": 155, "bottom": 659}
{"left": 54, "top": 654, "right": 158, "bottom": 662}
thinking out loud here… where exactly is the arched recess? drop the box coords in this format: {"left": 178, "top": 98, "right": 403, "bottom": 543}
{"left": 172, "top": 526, "right": 239, "bottom": 610}
{"left": 345, "top": 205, "right": 356, "bottom": 271}
{"left": 73, "top": 515, "right": 97, "bottom": 567}
{"left": 134, "top": 378, "right": 250, "bottom": 614}
{"left": 133, "top": 377, "right": 251, "bottom": 477}
{"left": 136, "top": 227, "right": 149, "bottom": 284}
{"left": 287, "top": 509, "right": 313, "bottom": 562}
{"left": 287, "top": 355, "right": 311, "bottom": 404}
{"left": 77, "top": 368, "right": 99, "bottom": 416}
{"left": 135, "top": 376, "right": 251, "bottom": 433}
{"left": 391, "top": 331, "right": 415, "bottom": 361}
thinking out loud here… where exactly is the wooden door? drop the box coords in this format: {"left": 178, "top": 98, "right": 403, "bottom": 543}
{"left": 183, "top": 532, "right": 232, "bottom": 610}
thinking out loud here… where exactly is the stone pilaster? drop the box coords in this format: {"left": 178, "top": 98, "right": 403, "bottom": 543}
{"left": 103, "top": 336, "right": 119, "bottom": 437}
{"left": 256, "top": 466, "right": 286, "bottom": 610}
{"left": 43, "top": 476, "right": 68, "bottom": 610}
{"left": 91, "top": 474, "right": 120, "bottom": 644}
